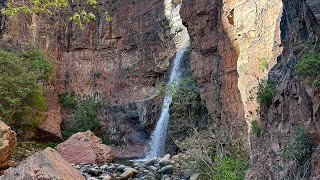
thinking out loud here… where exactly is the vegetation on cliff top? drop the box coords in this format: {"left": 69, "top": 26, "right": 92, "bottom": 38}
{"left": 3, "top": 0, "right": 112, "bottom": 28}
{"left": 0, "top": 47, "right": 52, "bottom": 131}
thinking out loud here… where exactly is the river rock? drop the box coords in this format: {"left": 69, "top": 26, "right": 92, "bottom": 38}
{"left": 103, "top": 175, "right": 112, "bottom": 180}
{"left": 87, "top": 168, "right": 101, "bottom": 176}
{"left": 0, "top": 121, "right": 16, "bottom": 174}
{"left": 120, "top": 170, "right": 134, "bottom": 179}
{"left": 144, "top": 159, "right": 155, "bottom": 166}
{"left": 117, "top": 165, "right": 128, "bottom": 171}
{"left": 183, "top": 169, "right": 193, "bottom": 179}
{"left": 158, "top": 165, "right": 174, "bottom": 175}
{"left": 57, "top": 131, "right": 114, "bottom": 164}
{"left": 0, "top": 147, "right": 85, "bottom": 180}
{"left": 124, "top": 167, "right": 138, "bottom": 174}
{"left": 159, "top": 154, "right": 171, "bottom": 167}
{"left": 148, "top": 166, "right": 158, "bottom": 171}
{"left": 107, "top": 165, "right": 116, "bottom": 170}
{"left": 190, "top": 173, "right": 199, "bottom": 180}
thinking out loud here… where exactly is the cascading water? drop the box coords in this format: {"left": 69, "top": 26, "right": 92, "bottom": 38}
{"left": 145, "top": 48, "right": 187, "bottom": 158}
{"left": 145, "top": 0, "right": 190, "bottom": 158}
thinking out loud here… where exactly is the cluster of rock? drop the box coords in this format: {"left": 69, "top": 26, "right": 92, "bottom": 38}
{"left": 74, "top": 154, "right": 198, "bottom": 180}
{"left": 0, "top": 126, "right": 199, "bottom": 180}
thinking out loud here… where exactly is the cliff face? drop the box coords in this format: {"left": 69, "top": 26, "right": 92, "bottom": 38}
{"left": 181, "top": 0, "right": 320, "bottom": 179}
{"left": 180, "top": 0, "right": 282, "bottom": 151}
{"left": 246, "top": 1, "right": 320, "bottom": 179}
{"left": 5, "top": 0, "right": 175, "bottom": 154}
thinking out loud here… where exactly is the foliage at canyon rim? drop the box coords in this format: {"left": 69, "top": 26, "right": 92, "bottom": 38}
{"left": 3, "top": 0, "right": 112, "bottom": 28}
{"left": 0, "top": 46, "right": 52, "bottom": 132}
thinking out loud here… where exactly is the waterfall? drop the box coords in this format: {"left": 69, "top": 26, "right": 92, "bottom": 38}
{"left": 145, "top": 48, "right": 187, "bottom": 158}
{"left": 144, "top": 0, "right": 190, "bottom": 158}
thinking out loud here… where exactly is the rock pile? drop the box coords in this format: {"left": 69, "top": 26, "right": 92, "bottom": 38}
{"left": 74, "top": 154, "right": 198, "bottom": 180}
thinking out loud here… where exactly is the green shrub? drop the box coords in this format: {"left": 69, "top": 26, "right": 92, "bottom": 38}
{"left": 295, "top": 46, "right": 320, "bottom": 88}
{"left": 211, "top": 150, "right": 249, "bottom": 180}
{"left": 58, "top": 92, "right": 77, "bottom": 110}
{"left": 259, "top": 58, "right": 269, "bottom": 71}
{"left": 94, "top": 71, "right": 101, "bottom": 78}
{"left": 257, "top": 80, "right": 275, "bottom": 104}
{"left": 175, "top": 130, "right": 249, "bottom": 180}
{"left": 0, "top": 48, "right": 52, "bottom": 129}
{"left": 62, "top": 98, "right": 102, "bottom": 139}
{"left": 251, "top": 120, "right": 261, "bottom": 137}
{"left": 282, "top": 127, "right": 312, "bottom": 161}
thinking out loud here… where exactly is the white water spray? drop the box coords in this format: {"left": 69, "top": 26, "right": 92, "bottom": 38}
{"left": 145, "top": 48, "right": 187, "bottom": 158}
{"left": 145, "top": 1, "right": 190, "bottom": 158}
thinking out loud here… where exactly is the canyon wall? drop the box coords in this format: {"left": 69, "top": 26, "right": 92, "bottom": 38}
{"left": 4, "top": 0, "right": 176, "bottom": 155}
{"left": 181, "top": 0, "right": 320, "bottom": 179}
{"left": 180, "top": 0, "right": 282, "bottom": 151}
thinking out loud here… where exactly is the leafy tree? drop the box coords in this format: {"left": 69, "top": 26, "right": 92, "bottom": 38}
{"left": 0, "top": 48, "right": 52, "bottom": 130}
{"left": 3, "top": 0, "right": 112, "bottom": 28}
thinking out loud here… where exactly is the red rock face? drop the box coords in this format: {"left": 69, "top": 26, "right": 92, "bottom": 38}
{"left": 180, "top": 0, "right": 248, "bottom": 150}
{"left": 56, "top": 131, "right": 114, "bottom": 164}
{"left": 0, "top": 147, "right": 85, "bottom": 180}
{"left": 0, "top": 121, "right": 16, "bottom": 174}
{"left": 4, "top": 0, "right": 174, "bottom": 146}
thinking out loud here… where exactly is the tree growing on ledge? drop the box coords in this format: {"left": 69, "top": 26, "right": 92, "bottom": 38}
{"left": 2, "top": 0, "right": 112, "bottom": 28}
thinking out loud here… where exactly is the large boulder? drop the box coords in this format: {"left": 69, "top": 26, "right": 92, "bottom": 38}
{"left": 0, "top": 147, "right": 85, "bottom": 180}
{"left": 0, "top": 120, "right": 16, "bottom": 173}
{"left": 57, "top": 131, "right": 114, "bottom": 164}
{"left": 38, "top": 84, "right": 63, "bottom": 141}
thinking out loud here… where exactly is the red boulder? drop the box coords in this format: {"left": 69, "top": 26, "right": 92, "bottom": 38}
{"left": 57, "top": 131, "right": 114, "bottom": 164}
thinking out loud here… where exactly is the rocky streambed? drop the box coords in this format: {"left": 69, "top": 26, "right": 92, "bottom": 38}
{"left": 73, "top": 155, "right": 198, "bottom": 180}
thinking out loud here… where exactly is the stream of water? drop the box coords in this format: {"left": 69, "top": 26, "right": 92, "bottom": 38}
{"left": 145, "top": 48, "right": 187, "bottom": 158}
